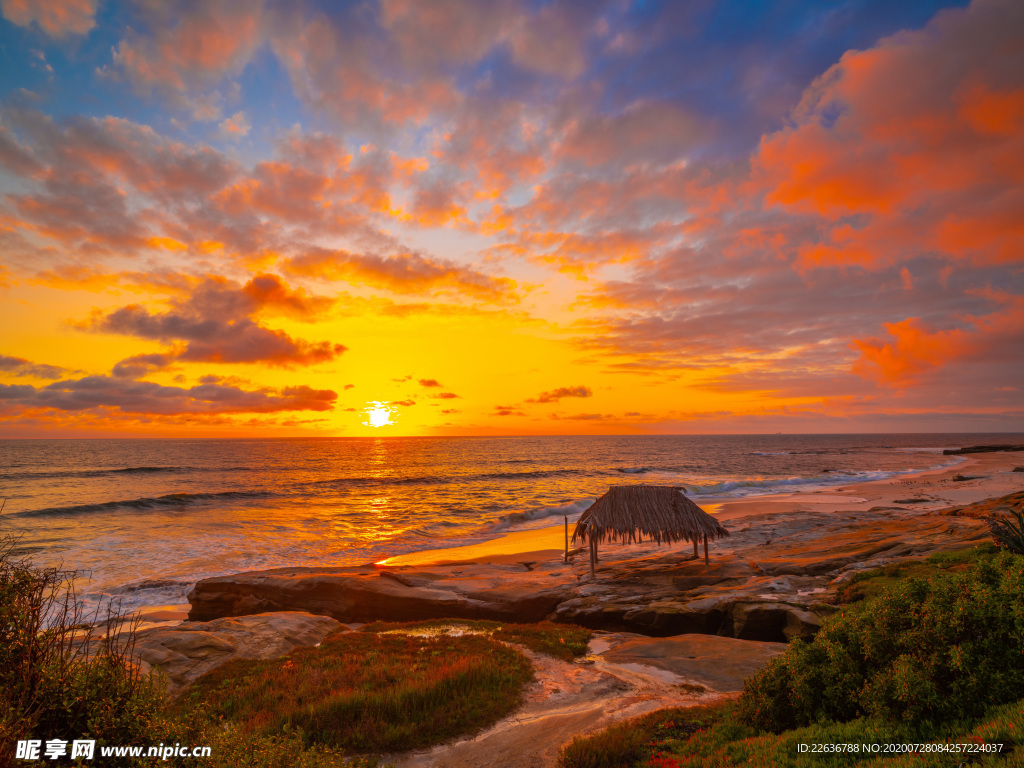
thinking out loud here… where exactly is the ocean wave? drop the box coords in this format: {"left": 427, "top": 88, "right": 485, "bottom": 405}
{"left": 0, "top": 465, "right": 261, "bottom": 482}
{"left": 613, "top": 466, "right": 655, "bottom": 474}
{"left": 107, "top": 578, "right": 194, "bottom": 595}
{"left": 686, "top": 463, "right": 961, "bottom": 498}
{"left": 477, "top": 468, "right": 585, "bottom": 481}
{"left": 0, "top": 466, "right": 187, "bottom": 481}
{"left": 315, "top": 467, "right": 585, "bottom": 488}
{"left": 488, "top": 498, "right": 595, "bottom": 531}
{"left": 747, "top": 450, "right": 826, "bottom": 456}
{"left": 14, "top": 489, "right": 276, "bottom": 517}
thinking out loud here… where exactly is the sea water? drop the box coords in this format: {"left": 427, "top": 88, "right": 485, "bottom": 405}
{"left": 0, "top": 433, "right": 1019, "bottom": 614}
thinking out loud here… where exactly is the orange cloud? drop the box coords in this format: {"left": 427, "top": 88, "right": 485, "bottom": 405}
{"left": 851, "top": 293, "right": 1024, "bottom": 385}
{"left": 753, "top": 0, "right": 1024, "bottom": 270}
{"left": 109, "top": 1, "right": 264, "bottom": 97}
{"left": 1, "top": 0, "right": 96, "bottom": 38}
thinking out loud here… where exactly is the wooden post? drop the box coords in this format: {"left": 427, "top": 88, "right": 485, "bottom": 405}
{"left": 589, "top": 536, "right": 596, "bottom": 577}
{"left": 703, "top": 533, "right": 709, "bottom": 569}
{"left": 564, "top": 516, "right": 568, "bottom": 563}
{"left": 693, "top": 539, "right": 698, "bottom": 558}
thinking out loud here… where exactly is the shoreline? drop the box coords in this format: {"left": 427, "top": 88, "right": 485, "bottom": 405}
{"left": 374, "top": 449, "right": 1023, "bottom": 569}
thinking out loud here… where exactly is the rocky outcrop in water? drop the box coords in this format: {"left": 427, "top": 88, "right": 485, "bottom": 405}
{"left": 943, "top": 445, "right": 1024, "bottom": 455}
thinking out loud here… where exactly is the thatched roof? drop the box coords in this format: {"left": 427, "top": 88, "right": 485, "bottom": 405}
{"left": 572, "top": 485, "right": 729, "bottom": 546}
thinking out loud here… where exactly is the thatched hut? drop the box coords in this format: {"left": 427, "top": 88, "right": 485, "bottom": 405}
{"left": 572, "top": 485, "right": 729, "bottom": 576}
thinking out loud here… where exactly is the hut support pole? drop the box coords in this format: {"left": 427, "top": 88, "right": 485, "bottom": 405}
{"left": 703, "top": 534, "right": 709, "bottom": 569}
{"left": 564, "top": 516, "right": 569, "bottom": 563}
{"left": 693, "top": 539, "right": 698, "bottom": 558}
{"left": 589, "top": 536, "right": 597, "bottom": 577}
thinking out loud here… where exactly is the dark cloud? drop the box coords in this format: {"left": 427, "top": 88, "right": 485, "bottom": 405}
{"left": 526, "top": 385, "right": 593, "bottom": 404}
{"left": 0, "top": 354, "right": 68, "bottom": 379}
{"left": 418, "top": 378, "right": 442, "bottom": 387}
{"left": 111, "top": 353, "right": 176, "bottom": 378}
{"left": 90, "top": 274, "right": 345, "bottom": 368}
{"left": 492, "top": 405, "right": 525, "bottom": 416}
{"left": 0, "top": 376, "right": 336, "bottom": 415}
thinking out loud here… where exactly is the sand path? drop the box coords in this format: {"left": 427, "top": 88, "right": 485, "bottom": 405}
{"left": 390, "top": 633, "right": 740, "bottom": 768}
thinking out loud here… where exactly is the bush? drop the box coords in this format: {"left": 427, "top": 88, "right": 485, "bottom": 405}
{"left": 739, "top": 548, "right": 1024, "bottom": 731}
{"left": 0, "top": 536, "right": 168, "bottom": 767}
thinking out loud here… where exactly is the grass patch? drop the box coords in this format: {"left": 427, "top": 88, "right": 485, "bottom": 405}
{"left": 184, "top": 628, "right": 533, "bottom": 754}
{"left": 360, "top": 619, "right": 592, "bottom": 661}
{"left": 558, "top": 704, "right": 725, "bottom": 768}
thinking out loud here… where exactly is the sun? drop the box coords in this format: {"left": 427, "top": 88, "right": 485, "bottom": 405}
{"left": 364, "top": 401, "right": 394, "bottom": 428}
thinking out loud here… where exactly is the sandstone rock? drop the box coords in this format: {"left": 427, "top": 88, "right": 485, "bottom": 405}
{"left": 188, "top": 563, "right": 575, "bottom": 624}
{"left": 600, "top": 634, "right": 787, "bottom": 692}
{"left": 671, "top": 561, "right": 755, "bottom": 591}
{"left": 937, "top": 491, "right": 1024, "bottom": 518}
{"left": 186, "top": 500, "right": 989, "bottom": 640}
{"left": 133, "top": 611, "right": 341, "bottom": 694}
{"left": 730, "top": 602, "right": 792, "bottom": 642}
{"left": 783, "top": 607, "right": 821, "bottom": 642}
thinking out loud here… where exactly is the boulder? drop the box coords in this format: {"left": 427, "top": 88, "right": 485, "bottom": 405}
{"left": 133, "top": 611, "right": 341, "bottom": 694}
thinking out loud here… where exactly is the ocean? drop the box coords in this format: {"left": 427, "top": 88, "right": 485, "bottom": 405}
{"left": 1, "top": 433, "right": 1019, "bottom": 615}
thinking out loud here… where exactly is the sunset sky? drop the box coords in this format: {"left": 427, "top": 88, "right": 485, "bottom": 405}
{"left": 1, "top": 0, "right": 1021, "bottom": 437}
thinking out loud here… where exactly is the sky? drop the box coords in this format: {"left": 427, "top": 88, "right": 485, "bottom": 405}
{"left": 0, "top": 0, "right": 1021, "bottom": 437}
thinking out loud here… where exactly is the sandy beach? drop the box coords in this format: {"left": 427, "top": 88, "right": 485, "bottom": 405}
{"left": 377, "top": 449, "right": 1024, "bottom": 568}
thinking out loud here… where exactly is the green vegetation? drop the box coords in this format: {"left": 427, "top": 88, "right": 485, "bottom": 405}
{"left": 1, "top": 536, "right": 169, "bottom": 767}
{"left": 185, "top": 629, "right": 533, "bottom": 754}
{"left": 559, "top": 705, "right": 720, "bottom": 768}
{"left": 743, "top": 544, "right": 1024, "bottom": 730}
{"left": 361, "top": 618, "right": 592, "bottom": 660}
{"left": 2, "top": 536, "right": 541, "bottom": 766}
{"left": 831, "top": 543, "right": 996, "bottom": 604}
{"left": 560, "top": 543, "right": 1024, "bottom": 768}
{"left": 560, "top": 699, "right": 1024, "bottom": 768}
{"left": 987, "top": 501, "right": 1024, "bottom": 555}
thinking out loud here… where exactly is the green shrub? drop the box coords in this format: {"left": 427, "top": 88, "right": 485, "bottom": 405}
{"left": 739, "top": 549, "right": 1024, "bottom": 731}
{"left": 0, "top": 537, "right": 170, "bottom": 767}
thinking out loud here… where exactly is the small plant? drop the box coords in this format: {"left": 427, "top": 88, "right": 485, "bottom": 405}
{"left": 987, "top": 502, "right": 1024, "bottom": 554}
